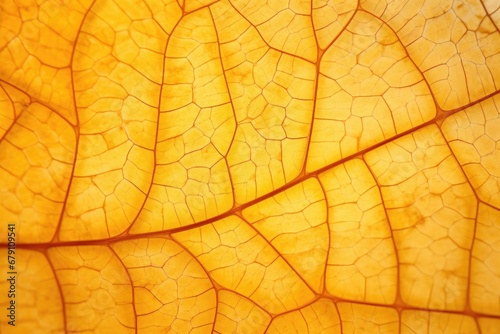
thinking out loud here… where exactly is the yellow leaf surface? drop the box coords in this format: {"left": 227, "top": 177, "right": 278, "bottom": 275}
{"left": 1, "top": 0, "right": 500, "bottom": 332}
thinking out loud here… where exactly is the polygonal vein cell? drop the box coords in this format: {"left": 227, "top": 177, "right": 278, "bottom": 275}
{"left": 312, "top": 0, "right": 357, "bottom": 50}
{"left": 307, "top": 10, "right": 436, "bottom": 172}
{"left": 469, "top": 204, "right": 500, "bottom": 316}
{"left": 401, "top": 310, "right": 478, "bottom": 333}
{"left": 214, "top": 290, "right": 271, "bottom": 333}
{"left": 362, "top": 0, "right": 500, "bottom": 110}
{"left": 441, "top": 93, "right": 500, "bottom": 209}
{"left": 0, "top": 82, "right": 30, "bottom": 140}
{"left": 0, "top": 102, "right": 75, "bottom": 243}
{"left": 112, "top": 238, "right": 217, "bottom": 333}
{"left": 132, "top": 6, "right": 235, "bottom": 233}
{"left": 319, "top": 158, "right": 397, "bottom": 304}
{"left": 0, "top": 0, "right": 94, "bottom": 124}
{"left": 337, "top": 302, "right": 399, "bottom": 333}
{"left": 173, "top": 215, "right": 316, "bottom": 314}
{"left": 212, "top": 0, "right": 316, "bottom": 204}
{"left": 267, "top": 299, "right": 341, "bottom": 333}
{"left": 61, "top": 0, "right": 180, "bottom": 240}
{"left": 242, "top": 177, "right": 328, "bottom": 293}
{"left": 48, "top": 246, "right": 135, "bottom": 333}
{"left": 229, "top": 0, "right": 318, "bottom": 61}
{"left": 365, "top": 124, "right": 477, "bottom": 311}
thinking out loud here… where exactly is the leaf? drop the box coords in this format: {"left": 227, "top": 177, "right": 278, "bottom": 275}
{"left": 1, "top": 0, "right": 500, "bottom": 332}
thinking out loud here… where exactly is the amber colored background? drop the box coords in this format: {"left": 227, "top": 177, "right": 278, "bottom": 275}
{"left": 1, "top": 0, "right": 500, "bottom": 332}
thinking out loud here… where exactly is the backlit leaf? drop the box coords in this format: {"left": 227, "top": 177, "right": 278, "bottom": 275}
{"left": 1, "top": 0, "right": 499, "bottom": 332}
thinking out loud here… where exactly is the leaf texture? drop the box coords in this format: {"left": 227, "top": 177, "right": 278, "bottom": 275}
{"left": 1, "top": 0, "right": 500, "bottom": 333}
